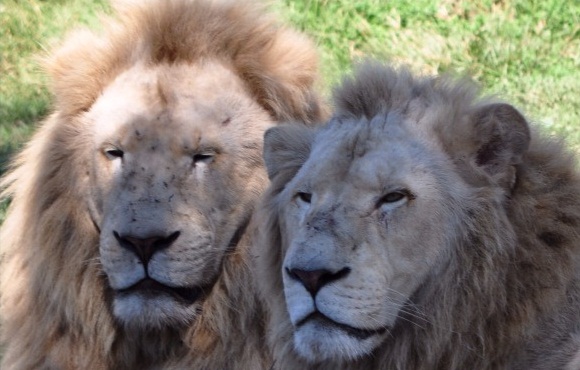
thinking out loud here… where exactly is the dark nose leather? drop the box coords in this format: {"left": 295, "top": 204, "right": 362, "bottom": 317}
{"left": 113, "top": 230, "right": 180, "bottom": 265}
{"left": 286, "top": 267, "right": 351, "bottom": 296}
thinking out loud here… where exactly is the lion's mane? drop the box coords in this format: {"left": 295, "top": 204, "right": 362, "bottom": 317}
{"left": 255, "top": 63, "right": 580, "bottom": 369}
{"left": 0, "top": 1, "right": 324, "bottom": 368}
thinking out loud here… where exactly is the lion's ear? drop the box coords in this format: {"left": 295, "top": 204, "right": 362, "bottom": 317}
{"left": 469, "top": 103, "right": 531, "bottom": 187}
{"left": 263, "top": 124, "right": 315, "bottom": 181}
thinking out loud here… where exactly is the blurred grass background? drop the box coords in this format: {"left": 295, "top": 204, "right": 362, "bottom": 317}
{"left": 1, "top": 0, "right": 579, "bottom": 222}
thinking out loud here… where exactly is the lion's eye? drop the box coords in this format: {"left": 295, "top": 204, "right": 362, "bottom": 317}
{"left": 378, "top": 191, "right": 408, "bottom": 205}
{"left": 193, "top": 153, "right": 214, "bottom": 165}
{"left": 104, "top": 148, "right": 124, "bottom": 160}
{"left": 296, "top": 192, "right": 312, "bottom": 204}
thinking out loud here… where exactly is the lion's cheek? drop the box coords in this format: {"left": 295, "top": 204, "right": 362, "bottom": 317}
{"left": 98, "top": 235, "right": 145, "bottom": 289}
{"left": 317, "top": 271, "right": 401, "bottom": 328}
{"left": 147, "top": 238, "right": 219, "bottom": 286}
{"left": 283, "top": 275, "right": 316, "bottom": 325}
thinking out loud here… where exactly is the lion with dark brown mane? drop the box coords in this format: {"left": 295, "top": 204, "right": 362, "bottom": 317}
{"left": 255, "top": 62, "right": 580, "bottom": 369}
{"left": 0, "top": 0, "right": 324, "bottom": 368}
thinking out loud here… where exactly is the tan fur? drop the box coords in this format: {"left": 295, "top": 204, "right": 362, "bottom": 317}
{"left": 256, "top": 62, "right": 580, "bottom": 369}
{"left": 0, "top": 1, "right": 325, "bottom": 369}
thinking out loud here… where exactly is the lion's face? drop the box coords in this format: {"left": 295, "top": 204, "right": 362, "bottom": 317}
{"left": 266, "top": 116, "right": 470, "bottom": 362}
{"left": 86, "top": 62, "right": 272, "bottom": 328}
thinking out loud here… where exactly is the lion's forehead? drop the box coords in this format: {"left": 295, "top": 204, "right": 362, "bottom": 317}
{"left": 88, "top": 61, "right": 269, "bottom": 151}
{"left": 300, "top": 126, "right": 444, "bottom": 197}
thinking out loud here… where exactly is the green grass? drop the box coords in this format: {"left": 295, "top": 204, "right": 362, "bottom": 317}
{"left": 0, "top": 0, "right": 109, "bottom": 168}
{"left": 276, "top": 0, "right": 579, "bottom": 143}
{"left": 1, "top": 0, "right": 579, "bottom": 223}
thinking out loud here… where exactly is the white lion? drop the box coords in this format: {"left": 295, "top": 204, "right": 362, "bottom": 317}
{"left": 255, "top": 62, "right": 580, "bottom": 369}
{"left": 0, "top": 0, "right": 324, "bottom": 368}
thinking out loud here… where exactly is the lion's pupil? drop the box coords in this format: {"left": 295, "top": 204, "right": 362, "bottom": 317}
{"left": 193, "top": 154, "right": 213, "bottom": 163}
{"left": 382, "top": 192, "right": 404, "bottom": 203}
{"left": 298, "top": 192, "right": 312, "bottom": 203}
{"left": 106, "top": 149, "right": 124, "bottom": 159}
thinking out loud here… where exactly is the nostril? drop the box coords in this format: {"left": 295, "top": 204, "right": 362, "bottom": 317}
{"left": 286, "top": 267, "right": 351, "bottom": 296}
{"left": 113, "top": 230, "right": 135, "bottom": 250}
{"left": 152, "top": 231, "right": 180, "bottom": 250}
{"left": 113, "top": 230, "right": 180, "bottom": 265}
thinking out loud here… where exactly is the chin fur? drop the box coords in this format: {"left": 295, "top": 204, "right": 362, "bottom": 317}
{"left": 113, "top": 294, "right": 198, "bottom": 329}
{"left": 293, "top": 320, "right": 385, "bottom": 363}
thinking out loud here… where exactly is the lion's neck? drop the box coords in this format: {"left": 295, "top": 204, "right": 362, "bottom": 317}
{"left": 174, "top": 233, "right": 270, "bottom": 369}
{"left": 111, "top": 326, "right": 186, "bottom": 369}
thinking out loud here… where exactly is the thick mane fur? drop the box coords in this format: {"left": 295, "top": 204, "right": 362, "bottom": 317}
{"left": 332, "top": 62, "right": 479, "bottom": 121}
{"left": 46, "top": 0, "right": 323, "bottom": 122}
{"left": 0, "top": 1, "right": 324, "bottom": 369}
{"left": 256, "top": 63, "right": 580, "bottom": 369}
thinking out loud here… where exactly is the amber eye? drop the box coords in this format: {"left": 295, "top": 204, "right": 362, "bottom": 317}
{"left": 193, "top": 153, "right": 214, "bottom": 165}
{"left": 378, "top": 191, "right": 407, "bottom": 205}
{"left": 104, "top": 148, "right": 124, "bottom": 160}
{"left": 296, "top": 192, "right": 312, "bottom": 204}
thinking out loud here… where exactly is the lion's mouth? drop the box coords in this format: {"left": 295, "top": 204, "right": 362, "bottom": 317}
{"left": 296, "top": 311, "right": 388, "bottom": 340}
{"left": 116, "top": 278, "right": 204, "bottom": 305}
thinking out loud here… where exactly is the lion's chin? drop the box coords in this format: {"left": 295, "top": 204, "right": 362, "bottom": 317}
{"left": 292, "top": 313, "right": 387, "bottom": 363}
{"left": 112, "top": 293, "right": 201, "bottom": 329}
{"left": 111, "top": 279, "right": 207, "bottom": 329}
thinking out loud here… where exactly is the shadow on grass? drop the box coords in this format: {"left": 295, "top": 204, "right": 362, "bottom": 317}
{"left": 0, "top": 149, "right": 13, "bottom": 224}
{"left": 0, "top": 129, "right": 30, "bottom": 178}
{"left": 1, "top": 144, "right": 16, "bottom": 222}
{"left": 1, "top": 144, "right": 15, "bottom": 175}
{"left": 0, "top": 121, "right": 37, "bottom": 222}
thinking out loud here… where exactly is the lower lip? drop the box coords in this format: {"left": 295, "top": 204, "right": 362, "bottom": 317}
{"left": 297, "top": 311, "right": 388, "bottom": 340}
{"left": 116, "top": 278, "right": 203, "bottom": 304}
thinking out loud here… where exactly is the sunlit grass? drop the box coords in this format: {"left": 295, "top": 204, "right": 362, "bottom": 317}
{"left": 276, "top": 0, "right": 580, "bottom": 146}
{"left": 0, "top": 0, "right": 110, "bottom": 169}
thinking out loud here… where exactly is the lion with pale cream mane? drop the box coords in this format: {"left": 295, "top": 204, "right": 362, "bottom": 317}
{"left": 256, "top": 63, "right": 580, "bottom": 369}
{"left": 0, "top": 0, "right": 324, "bottom": 368}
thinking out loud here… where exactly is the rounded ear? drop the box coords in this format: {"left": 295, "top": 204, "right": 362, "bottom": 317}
{"left": 263, "top": 124, "right": 315, "bottom": 181}
{"left": 471, "top": 103, "right": 531, "bottom": 186}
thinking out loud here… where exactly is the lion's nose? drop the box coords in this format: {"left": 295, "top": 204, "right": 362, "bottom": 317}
{"left": 286, "top": 267, "right": 351, "bottom": 296}
{"left": 113, "top": 230, "right": 180, "bottom": 265}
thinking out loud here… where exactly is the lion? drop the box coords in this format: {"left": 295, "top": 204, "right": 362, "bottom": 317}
{"left": 255, "top": 62, "right": 580, "bottom": 370}
{"left": 0, "top": 0, "right": 325, "bottom": 368}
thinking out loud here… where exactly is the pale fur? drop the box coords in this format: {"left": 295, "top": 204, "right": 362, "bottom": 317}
{"left": 0, "top": 1, "right": 325, "bottom": 369}
{"left": 255, "top": 62, "right": 580, "bottom": 369}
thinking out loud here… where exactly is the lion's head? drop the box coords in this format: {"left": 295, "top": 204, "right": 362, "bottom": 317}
{"left": 1, "top": 0, "right": 323, "bottom": 368}
{"left": 90, "top": 61, "right": 275, "bottom": 328}
{"left": 256, "top": 63, "right": 580, "bottom": 369}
